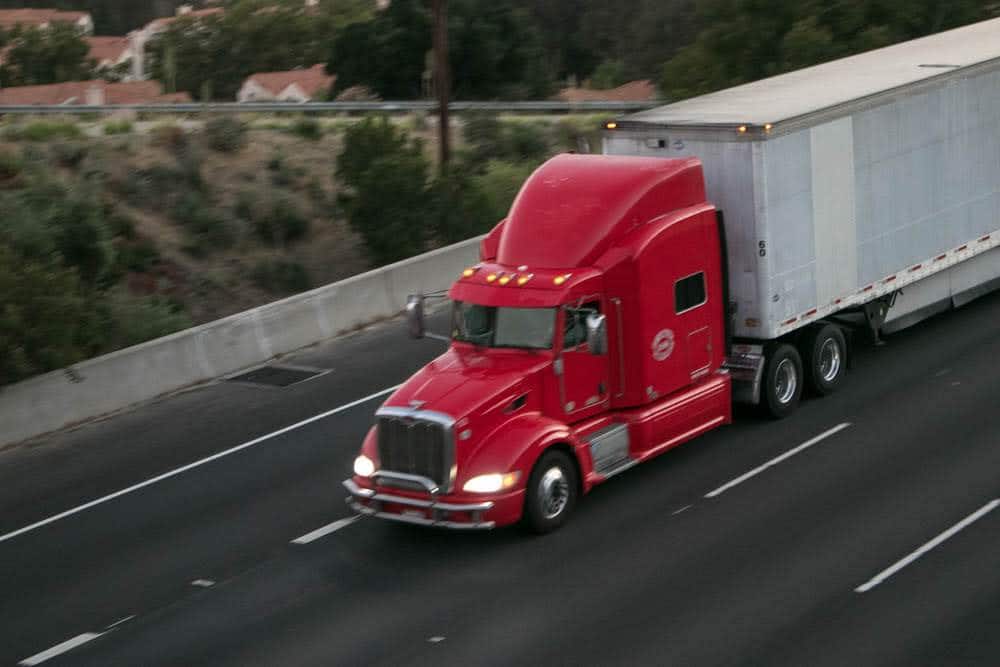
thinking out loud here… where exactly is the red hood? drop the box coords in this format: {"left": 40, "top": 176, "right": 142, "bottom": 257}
{"left": 384, "top": 346, "right": 550, "bottom": 420}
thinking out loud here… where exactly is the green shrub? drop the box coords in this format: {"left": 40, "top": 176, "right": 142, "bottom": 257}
{"left": 473, "top": 160, "right": 536, "bottom": 225}
{"left": 341, "top": 153, "right": 431, "bottom": 264}
{"left": 433, "top": 165, "right": 494, "bottom": 245}
{"left": 290, "top": 117, "right": 322, "bottom": 141}
{"left": 173, "top": 192, "right": 234, "bottom": 253}
{"left": 234, "top": 190, "right": 257, "bottom": 223}
{"left": 503, "top": 122, "right": 550, "bottom": 163}
{"left": 251, "top": 259, "right": 311, "bottom": 294}
{"left": 0, "top": 150, "right": 23, "bottom": 185}
{"left": 253, "top": 197, "right": 309, "bottom": 246}
{"left": 336, "top": 116, "right": 422, "bottom": 191}
{"left": 150, "top": 123, "right": 188, "bottom": 153}
{"left": 554, "top": 115, "right": 604, "bottom": 153}
{"left": 205, "top": 116, "right": 247, "bottom": 153}
{"left": 0, "top": 242, "right": 97, "bottom": 385}
{"left": 50, "top": 141, "right": 89, "bottom": 169}
{"left": 107, "top": 211, "right": 137, "bottom": 240}
{"left": 5, "top": 120, "right": 82, "bottom": 142}
{"left": 103, "top": 119, "right": 134, "bottom": 135}
{"left": 115, "top": 238, "right": 161, "bottom": 272}
{"left": 268, "top": 153, "right": 296, "bottom": 188}
{"left": 103, "top": 290, "right": 191, "bottom": 350}
{"left": 1, "top": 178, "right": 115, "bottom": 287}
{"left": 462, "top": 116, "right": 550, "bottom": 168}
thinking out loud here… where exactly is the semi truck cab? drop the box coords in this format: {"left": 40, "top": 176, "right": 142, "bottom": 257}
{"left": 345, "top": 154, "right": 734, "bottom": 532}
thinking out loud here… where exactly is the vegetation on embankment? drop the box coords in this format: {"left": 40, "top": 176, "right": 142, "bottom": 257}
{"left": 0, "top": 112, "right": 604, "bottom": 385}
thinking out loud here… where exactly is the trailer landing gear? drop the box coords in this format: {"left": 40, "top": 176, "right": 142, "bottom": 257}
{"left": 861, "top": 293, "right": 897, "bottom": 346}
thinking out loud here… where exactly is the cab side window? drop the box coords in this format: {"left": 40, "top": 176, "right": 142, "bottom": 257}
{"left": 674, "top": 272, "right": 706, "bottom": 313}
{"left": 563, "top": 301, "right": 600, "bottom": 349}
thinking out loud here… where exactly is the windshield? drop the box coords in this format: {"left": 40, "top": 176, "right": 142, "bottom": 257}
{"left": 452, "top": 302, "right": 555, "bottom": 350}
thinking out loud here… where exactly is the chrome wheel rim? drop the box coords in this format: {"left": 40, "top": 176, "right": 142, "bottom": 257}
{"left": 539, "top": 467, "right": 569, "bottom": 520}
{"left": 819, "top": 338, "right": 841, "bottom": 383}
{"left": 775, "top": 358, "right": 797, "bottom": 404}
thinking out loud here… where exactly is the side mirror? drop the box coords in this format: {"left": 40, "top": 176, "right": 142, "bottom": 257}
{"left": 585, "top": 313, "right": 607, "bottom": 355}
{"left": 406, "top": 294, "right": 425, "bottom": 339}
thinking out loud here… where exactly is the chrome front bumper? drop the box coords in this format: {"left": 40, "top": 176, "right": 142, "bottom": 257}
{"left": 343, "top": 479, "right": 496, "bottom": 529}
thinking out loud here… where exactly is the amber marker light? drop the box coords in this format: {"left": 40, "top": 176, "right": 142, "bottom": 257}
{"left": 764, "top": 123, "right": 773, "bottom": 132}
{"left": 486, "top": 273, "right": 498, "bottom": 283}
{"left": 553, "top": 274, "right": 569, "bottom": 286}
{"left": 462, "top": 267, "right": 477, "bottom": 278}
{"left": 738, "top": 125, "right": 748, "bottom": 134}
{"left": 517, "top": 274, "right": 533, "bottom": 286}
{"left": 605, "top": 121, "right": 618, "bottom": 130}
{"left": 498, "top": 275, "right": 512, "bottom": 286}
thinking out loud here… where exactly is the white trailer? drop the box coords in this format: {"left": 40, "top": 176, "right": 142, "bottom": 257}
{"left": 604, "top": 17, "right": 1000, "bottom": 349}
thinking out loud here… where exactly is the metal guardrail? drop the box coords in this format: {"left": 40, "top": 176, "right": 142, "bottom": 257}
{"left": 0, "top": 100, "right": 660, "bottom": 115}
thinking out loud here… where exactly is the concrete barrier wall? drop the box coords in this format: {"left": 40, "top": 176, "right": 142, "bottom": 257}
{"left": 0, "top": 236, "right": 483, "bottom": 448}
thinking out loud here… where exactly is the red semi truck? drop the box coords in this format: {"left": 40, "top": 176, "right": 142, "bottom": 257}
{"left": 344, "top": 21, "right": 1000, "bottom": 532}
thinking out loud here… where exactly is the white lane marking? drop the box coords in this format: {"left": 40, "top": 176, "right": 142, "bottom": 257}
{"left": 704, "top": 423, "right": 852, "bottom": 498}
{"left": 428, "top": 636, "right": 446, "bottom": 644}
{"left": 104, "top": 615, "right": 135, "bottom": 630}
{"left": 291, "top": 515, "right": 361, "bottom": 544}
{"left": 18, "top": 632, "right": 103, "bottom": 665}
{"left": 191, "top": 579, "right": 215, "bottom": 588}
{"left": 672, "top": 505, "right": 692, "bottom": 515}
{"left": 855, "top": 498, "right": 999, "bottom": 594}
{"left": 0, "top": 385, "right": 400, "bottom": 545}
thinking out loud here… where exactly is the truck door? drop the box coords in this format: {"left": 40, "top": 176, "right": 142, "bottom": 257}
{"left": 559, "top": 300, "right": 610, "bottom": 422}
{"left": 675, "top": 271, "right": 712, "bottom": 381}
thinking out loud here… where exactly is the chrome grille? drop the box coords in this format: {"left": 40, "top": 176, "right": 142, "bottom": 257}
{"left": 376, "top": 414, "right": 451, "bottom": 489}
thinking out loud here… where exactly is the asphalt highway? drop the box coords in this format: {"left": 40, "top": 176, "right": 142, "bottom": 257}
{"left": 1, "top": 291, "right": 999, "bottom": 666}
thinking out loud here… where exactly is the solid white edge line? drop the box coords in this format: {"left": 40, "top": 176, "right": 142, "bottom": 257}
{"left": 704, "top": 422, "right": 852, "bottom": 498}
{"left": 291, "top": 515, "right": 361, "bottom": 544}
{"left": 855, "top": 498, "right": 1000, "bottom": 594}
{"left": 18, "top": 632, "right": 104, "bottom": 666}
{"left": 0, "top": 385, "right": 401, "bottom": 545}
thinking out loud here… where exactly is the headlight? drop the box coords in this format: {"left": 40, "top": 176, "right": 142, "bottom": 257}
{"left": 353, "top": 454, "right": 375, "bottom": 478}
{"left": 463, "top": 471, "right": 520, "bottom": 493}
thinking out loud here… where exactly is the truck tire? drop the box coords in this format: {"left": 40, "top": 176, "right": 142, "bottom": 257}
{"left": 762, "top": 343, "right": 803, "bottom": 419}
{"left": 523, "top": 450, "right": 578, "bottom": 534}
{"left": 801, "top": 324, "right": 847, "bottom": 396}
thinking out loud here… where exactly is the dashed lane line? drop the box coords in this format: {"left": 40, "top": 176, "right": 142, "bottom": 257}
{"left": 704, "top": 423, "right": 852, "bottom": 499}
{"left": 0, "top": 385, "right": 400, "bottom": 545}
{"left": 291, "top": 516, "right": 361, "bottom": 544}
{"left": 855, "top": 498, "right": 999, "bottom": 593}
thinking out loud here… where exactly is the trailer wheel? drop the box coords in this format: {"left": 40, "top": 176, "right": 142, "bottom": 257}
{"left": 524, "top": 450, "right": 578, "bottom": 534}
{"left": 762, "top": 343, "right": 803, "bottom": 419}
{"left": 801, "top": 324, "right": 847, "bottom": 396}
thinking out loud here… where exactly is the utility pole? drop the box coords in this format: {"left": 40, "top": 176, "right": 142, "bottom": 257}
{"left": 432, "top": 0, "right": 450, "bottom": 172}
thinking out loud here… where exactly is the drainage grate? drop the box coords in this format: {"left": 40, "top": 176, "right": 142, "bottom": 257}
{"left": 227, "top": 365, "right": 325, "bottom": 388}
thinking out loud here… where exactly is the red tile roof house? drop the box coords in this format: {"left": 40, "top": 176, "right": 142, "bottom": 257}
{"left": 0, "top": 8, "right": 94, "bottom": 34}
{"left": 555, "top": 79, "right": 659, "bottom": 103}
{"left": 0, "top": 80, "right": 190, "bottom": 106}
{"left": 87, "top": 36, "right": 133, "bottom": 72}
{"left": 237, "top": 64, "right": 335, "bottom": 102}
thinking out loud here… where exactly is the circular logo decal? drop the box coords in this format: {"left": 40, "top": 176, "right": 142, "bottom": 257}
{"left": 652, "top": 329, "right": 675, "bottom": 361}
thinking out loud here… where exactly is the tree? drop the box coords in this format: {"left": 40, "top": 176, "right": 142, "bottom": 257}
{"left": 330, "top": 0, "right": 431, "bottom": 99}
{"left": 336, "top": 117, "right": 434, "bottom": 263}
{"left": 659, "top": 0, "right": 994, "bottom": 101}
{"left": 0, "top": 24, "right": 93, "bottom": 87}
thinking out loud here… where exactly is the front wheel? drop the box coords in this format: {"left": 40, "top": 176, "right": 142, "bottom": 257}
{"left": 523, "top": 450, "right": 578, "bottom": 534}
{"left": 762, "top": 343, "right": 803, "bottom": 419}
